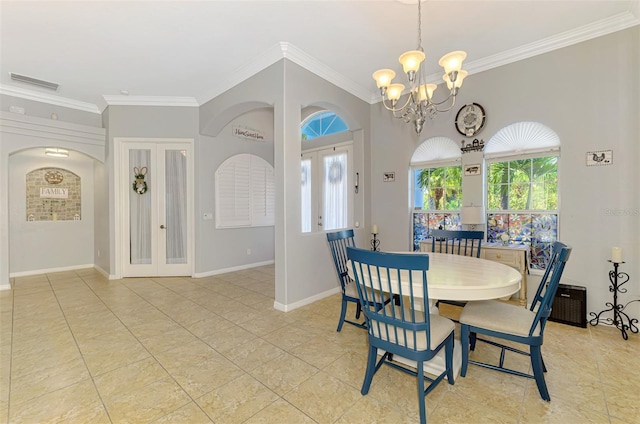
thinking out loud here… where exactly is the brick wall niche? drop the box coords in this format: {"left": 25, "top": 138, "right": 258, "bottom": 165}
{"left": 26, "top": 167, "right": 81, "bottom": 221}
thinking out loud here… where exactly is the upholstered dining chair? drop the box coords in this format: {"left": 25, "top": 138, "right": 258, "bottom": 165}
{"left": 347, "top": 247, "right": 455, "bottom": 424}
{"left": 459, "top": 241, "right": 572, "bottom": 401}
{"left": 431, "top": 229, "right": 484, "bottom": 320}
{"left": 327, "top": 230, "right": 393, "bottom": 332}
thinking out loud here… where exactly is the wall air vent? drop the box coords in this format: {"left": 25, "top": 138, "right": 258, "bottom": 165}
{"left": 10, "top": 73, "right": 60, "bottom": 91}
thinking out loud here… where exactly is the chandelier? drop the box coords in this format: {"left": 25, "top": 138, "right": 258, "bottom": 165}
{"left": 372, "top": 0, "right": 467, "bottom": 134}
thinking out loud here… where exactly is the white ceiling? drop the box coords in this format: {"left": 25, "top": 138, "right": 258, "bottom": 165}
{"left": 1, "top": 0, "right": 638, "bottom": 114}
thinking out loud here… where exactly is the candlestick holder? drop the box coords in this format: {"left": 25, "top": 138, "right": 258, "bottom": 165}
{"left": 371, "top": 234, "right": 380, "bottom": 252}
{"left": 589, "top": 261, "right": 639, "bottom": 340}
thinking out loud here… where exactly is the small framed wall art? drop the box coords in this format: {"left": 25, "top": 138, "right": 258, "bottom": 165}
{"left": 464, "top": 163, "right": 481, "bottom": 176}
{"left": 383, "top": 172, "right": 395, "bottom": 182}
{"left": 587, "top": 150, "right": 612, "bottom": 166}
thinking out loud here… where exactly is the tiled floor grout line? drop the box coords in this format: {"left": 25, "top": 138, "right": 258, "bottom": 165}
{"left": 47, "top": 272, "right": 116, "bottom": 424}
{"left": 74, "top": 272, "right": 222, "bottom": 422}
{"left": 73, "top": 271, "right": 309, "bottom": 423}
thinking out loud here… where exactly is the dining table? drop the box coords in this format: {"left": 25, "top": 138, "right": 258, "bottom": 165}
{"left": 346, "top": 251, "right": 522, "bottom": 379}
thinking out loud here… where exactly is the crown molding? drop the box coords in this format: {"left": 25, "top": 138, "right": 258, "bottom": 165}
{"left": 465, "top": 11, "right": 639, "bottom": 76}
{"left": 280, "top": 42, "right": 373, "bottom": 103}
{"left": 0, "top": 84, "right": 101, "bottom": 114}
{"left": 195, "top": 43, "right": 285, "bottom": 105}
{"left": 3, "top": 11, "right": 638, "bottom": 111}
{"left": 102, "top": 95, "right": 199, "bottom": 107}
{"left": 372, "top": 11, "right": 640, "bottom": 104}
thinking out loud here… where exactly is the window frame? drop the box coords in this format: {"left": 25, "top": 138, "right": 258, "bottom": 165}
{"left": 485, "top": 151, "right": 560, "bottom": 272}
{"left": 411, "top": 160, "right": 463, "bottom": 251}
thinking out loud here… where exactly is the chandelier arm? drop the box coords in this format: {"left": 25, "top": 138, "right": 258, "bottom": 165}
{"left": 381, "top": 92, "right": 416, "bottom": 114}
{"left": 430, "top": 95, "right": 458, "bottom": 113}
{"left": 426, "top": 90, "right": 458, "bottom": 107}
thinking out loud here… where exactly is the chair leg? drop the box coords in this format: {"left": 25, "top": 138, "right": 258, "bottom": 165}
{"left": 446, "top": 334, "right": 454, "bottom": 385}
{"left": 531, "top": 345, "right": 550, "bottom": 401}
{"left": 355, "top": 302, "right": 362, "bottom": 319}
{"left": 460, "top": 325, "right": 469, "bottom": 377}
{"left": 361, "top": 345, "right": 378, "bottom": 395}
{"left": 416, "top": 360, "right": 427, "bottom": 424}
{"left": 336, "top": 299, "right": 348, "bottom": 332}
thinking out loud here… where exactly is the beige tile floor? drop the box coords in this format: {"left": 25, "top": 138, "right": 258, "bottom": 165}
{"left": 1, "top": 265, "right": 638, "bottom": 423}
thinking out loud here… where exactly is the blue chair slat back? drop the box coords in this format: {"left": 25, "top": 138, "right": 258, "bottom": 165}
{"left": 347, "top": 247, "right": 433, "bottom": 351}
{"left": 326, "top": 229, "right": 356, "bottom": 293}
{"left": 431, "top": 229, "right": 484, "bottom": 258}
{"left": 529, "top": 242, "right": 572, "bottom": 336}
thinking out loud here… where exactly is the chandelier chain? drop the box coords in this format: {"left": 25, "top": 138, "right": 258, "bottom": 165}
{"left": 417, "top": 0, "right": 422, "bottom": 51}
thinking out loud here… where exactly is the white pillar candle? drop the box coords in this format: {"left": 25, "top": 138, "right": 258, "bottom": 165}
{"left": 611, "top": 247, "right": 623, "bottom": 263}
{"left": 372, "top": 224, "right": 378, "bottom": 234}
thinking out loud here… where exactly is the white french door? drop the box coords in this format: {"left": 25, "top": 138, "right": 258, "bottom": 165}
{"left": 121, "top": 141, "right": 193, "bottom": 277}
{"left": 301, "top": 144, "right": 352, "bottom": 233}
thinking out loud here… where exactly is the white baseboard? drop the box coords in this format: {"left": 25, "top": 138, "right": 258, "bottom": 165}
{"left": 274, "top": 286, "right": 341, "bottom": 312}
{"left": 0, "top": 283, "right": 12, "bottom": 291}
{"left": 9, "top": 264, "right": 94, "bottom": 278}
{"left": 94, "top": 265, "right": 120, "bottom": 280}
{"left": 192, "top": 260, "right": 274, "bottom": 278}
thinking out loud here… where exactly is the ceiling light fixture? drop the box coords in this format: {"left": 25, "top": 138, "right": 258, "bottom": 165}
{"left": 372, "top": 0, "right": 467, "bottom": 134}
{"left": 45, "top": 148, "right": 69, "bottom": 158}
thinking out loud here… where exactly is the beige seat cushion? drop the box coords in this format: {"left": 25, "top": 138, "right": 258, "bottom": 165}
{"left": 346, "top": 281, "right": 390, "bottom": 305}
{"left": 460, "top": 300, "right": 540, "bottom": 337}
{"left": 370, "top": 305, "right": 455, "bottom": 350}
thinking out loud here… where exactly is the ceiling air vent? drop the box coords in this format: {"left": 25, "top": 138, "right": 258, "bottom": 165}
{"left": 10, "top": 73, "right": 60, "bottom": 91}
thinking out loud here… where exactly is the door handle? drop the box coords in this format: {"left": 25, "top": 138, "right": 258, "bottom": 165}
{"left": 160, "top": 225, "right": 166, "bottom": 229}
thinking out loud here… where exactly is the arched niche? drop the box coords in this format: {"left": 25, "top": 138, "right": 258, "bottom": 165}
{"left": 200, "top": 101, "right": 273, "bottom": 137}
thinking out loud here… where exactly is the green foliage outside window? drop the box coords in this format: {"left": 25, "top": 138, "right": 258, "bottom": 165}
{"left": 487, "top": 156, "right": 557, "bottom": 211}
{"left": 415, "top": 166, "right": 462, "bottom": 211}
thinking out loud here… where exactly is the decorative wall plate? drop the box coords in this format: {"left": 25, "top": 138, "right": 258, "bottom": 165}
{"left": 455, "top": 103, "right": 486, "bottom": 137}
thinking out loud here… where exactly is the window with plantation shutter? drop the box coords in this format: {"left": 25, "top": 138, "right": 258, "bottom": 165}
{"left": 251, "top": 157, "right": 275, "bottom": 226}
{"left": 215, "top": 154, "right": 274, "bottom": 228}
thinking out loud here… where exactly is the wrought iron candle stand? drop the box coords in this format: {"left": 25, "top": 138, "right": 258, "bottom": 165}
{"left": 589, "top": 261, "right": 639, "bottom": 340}
{"left": 371, "top": 234, "right": 380, "bottom": 252}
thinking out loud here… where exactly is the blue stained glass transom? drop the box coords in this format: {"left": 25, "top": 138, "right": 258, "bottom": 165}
{"left": 487, "top": 213, "right": 557, "bottom": 270}
{"left": 412, "top": 213, "right": 461, "bottom": 251}
{"left": 301, "top": 111, "right": 348, "bottom": 140}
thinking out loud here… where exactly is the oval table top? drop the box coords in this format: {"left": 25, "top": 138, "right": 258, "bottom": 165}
{"left": 347, "top": 251, "right": 521, "bottom": 302}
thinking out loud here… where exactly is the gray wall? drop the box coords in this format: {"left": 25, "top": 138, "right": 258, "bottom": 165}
{"left": 200, "top": 60, "right": 371, "bottom": 308}
{"left": 370, "top": 27, "right": 640, "bottom": 317}
{"left": 197, "top": 108, "right": 275, "bottom": 274}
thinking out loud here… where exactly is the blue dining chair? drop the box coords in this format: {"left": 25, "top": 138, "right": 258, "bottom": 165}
{"left": 431, "top": 229, "right": 484, "bottom": 320}
{"left": 431, "top": 229, "right": 483, "bottom": 258}
{"left": 347, "top": 247, "right": 455, "bottom": 424}
{"left": 327, "top": 230, "right": 393, "bottom": 332}
{"left": 459, "top": 241, "right": 572, "bottom": 401}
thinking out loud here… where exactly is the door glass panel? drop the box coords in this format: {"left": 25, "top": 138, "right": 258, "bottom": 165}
{"left": 130, "top": 149, "right": 152, "bottom": 264}
{"left": 301, "top": 158, "right": 312, "bottom": 233}
{"left": 165, "top": 150, "right": 187, "bottom": 264}
{"left": 322, "top": 151, "right": 347, "bottom": 231}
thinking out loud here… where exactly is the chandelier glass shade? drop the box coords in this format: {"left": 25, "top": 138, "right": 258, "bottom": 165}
{"left": 372, "top": 0, "right": 467, "bottom": 134}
